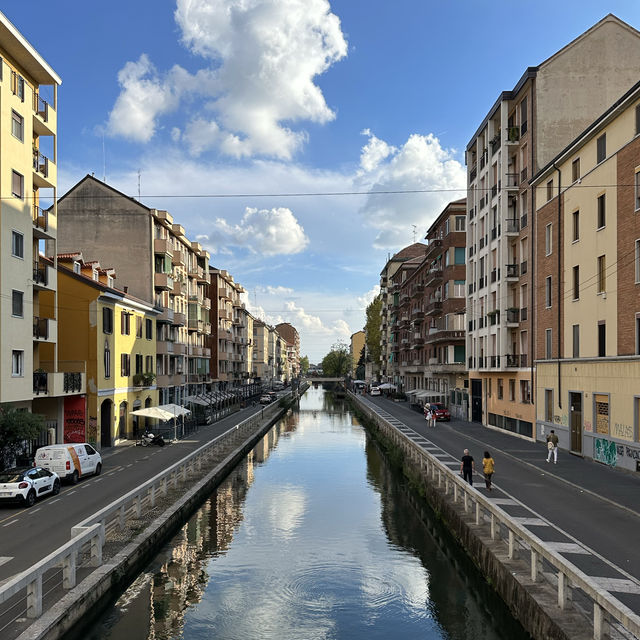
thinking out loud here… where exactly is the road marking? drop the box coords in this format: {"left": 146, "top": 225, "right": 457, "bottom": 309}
{"left": 591, "top": 577, "right": 640, "bottom": 594}
{"left": 2, "top": 520, "right": 18, "bottom": 527}
{"left": 30, "top": 508, "right": 41, "bottom": 514}
{"left": 0, "top": 557, "right": 12, "bottom": 567}
{"left": 547, "top": 542, "right": 591, "bottom": 554}
{"left": 491, "top": 498, "right": 518, "bottom": 506}
{"left": 49, "top": 498, "right": 60, "bottom": 504}
{"left": 94, "top": 478, "right": 102, "bottom": 483}
{"left": 511, "top": 517, "right": 549, "bottom": 527}
{"left": 67, "top": 490, "right": 76, "bottom": 495}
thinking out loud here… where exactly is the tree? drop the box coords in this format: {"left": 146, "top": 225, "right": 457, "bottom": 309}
{"left": 299, "top": 355, "right": 310, "bottom": 375}
{"left": 0, "top": 405, "right": 45, "bottom": 470}
{"left": 321, "top": 341, "right": 352, "bottom": 377}
{"left": 365, "top": 296, "right": 382, "bottom": 365}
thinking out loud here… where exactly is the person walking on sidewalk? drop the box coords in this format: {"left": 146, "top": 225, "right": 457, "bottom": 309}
{"left": 424, "top": 405, "right": 434, "bottom": 427}
{"left": 460, "top": 449, "right": 475, "bottom": 485}
{"left": 482, "top": 451, "right": 495, "bottom": 490}
{"left": 546, "top": 430, "right": 559, "bottom": 464}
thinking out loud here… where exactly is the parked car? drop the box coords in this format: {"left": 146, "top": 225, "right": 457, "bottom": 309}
{"left": 259, "top": 394, "right": 273, "bottom": 404}
{"left": 370, "top": 387, "right": 381, "bottom": 396}
{"left": 35, "top": 443, "right": 102, "bottom": 484}
{"left": 0, "top": 466, "right": 60, "bottom": 507}
{"left": 428, "top": 402, "right": 451, "bottom": 421}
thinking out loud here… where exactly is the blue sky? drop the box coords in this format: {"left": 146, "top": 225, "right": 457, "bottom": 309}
{"left": 7, "top": 1, "right": 640, "bottom": 362}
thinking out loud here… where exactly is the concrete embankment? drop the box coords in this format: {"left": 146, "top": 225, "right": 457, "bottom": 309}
{"left": 350, "top": 393, "right": 595, "bottom": 640}
{"left": 21, "top": 391, "right": 305, "bottom": 640}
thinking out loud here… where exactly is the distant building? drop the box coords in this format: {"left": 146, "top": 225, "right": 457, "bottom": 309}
{"left": 276, "top": 323, "right": 300, "bottom": 380}
{"left": 350, "top": 331, "right": 365, "bottom": 377}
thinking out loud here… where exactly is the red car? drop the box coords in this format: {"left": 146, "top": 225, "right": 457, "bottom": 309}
{"left": 428, "top": 402, "right": 450, "bottom": 421}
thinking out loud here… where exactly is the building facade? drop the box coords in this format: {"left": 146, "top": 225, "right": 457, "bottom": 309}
{"left": 465, "top": 15, "right": 640, "bottom": 439}
{"left": 276, "top": 323, "right": 300, "bottom": 381}
{"left": 532, "top": 79, "right": 640, "bottom": 470}
{"left": 56, "top": 176, "right": 211, "bottom": 407}
{"left": 350, "top": 330, "right": 365, "bottom": 377}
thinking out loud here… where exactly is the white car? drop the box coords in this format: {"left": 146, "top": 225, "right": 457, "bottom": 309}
{"left": 259, "top": 394, "right": 273, "bottom": 404}
{"left": 0, "top": 466, "right": 61, "bottom": 507}
{"left": 370, "top": 387, "right": 381, "bottom": 396}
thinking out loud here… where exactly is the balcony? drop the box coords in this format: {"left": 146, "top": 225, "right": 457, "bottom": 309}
{"left": 172, "top": 249, "right": 186, "bottom": 266}
{"left": 203, "top": 322, "right": 212, "bottom": 335}
{"left": 203, "top": 347, "right": 212, "bottom": 358}
{"left": 172, "top": 311, "right": 186, "bottom": 326}
{"left": 157, "top": 306, "right": 174, "bottom": 323}
{"left": 157, "top": 340, "right": 174, "bottom": 355}
{"left": 505, "top": 218, "right": 520, "bottom": 235}
{"left": 33, "top": 93, "right": 55, "bottom": 137}
{"left": 424, "top": 239, "right": 444, "bottom": 260}
{"left": 506, "top": 354, "right": 525, "bottom": 368}
{"left": 425, "top": 268, "right": 443, "bottom": 287}
{"left": 202, "top": 297, "right": 211, "bottom": 310}
{"left": 33, "top": 261, "right": 50, "bottom": 290}
{"left": 490, "top": 132, "right": 501, "bottom": 155}
{"left": 154, "top": 238, "right": 173, "bottom": 256}
{"left": 411, "top": 308, "right": 424, "bottom": 320}
{"left": 399, "top": 293, "right": 409, "bottom": 305}
{"left": 506, "top": 308, "right": 520, "bottom": 326}
{"left": 189, "top": 265, "right": 204, "bottom": 280}
{"left": 188, "top": 318, "right": 204, "bottom": 332}
{"left": 33, "top": 362, "right": 85, "bottom": 397}
{"left": 470, "top": 164, "right": 477, "bottom": 182}
{"left": 426, "top": 329, "right": 464, "bottom": 344}
{"left": 32, "top": 149, "right": 55, "bottom": 188}
{"left": 505, "top": 173, "right": 519, "bottom": 189}
{"left": 505, "top": 264, "right": 520, "bottom": 280}
{"left": 506, "top": 126, "right": 520, "bottom": 143}
{"left": 490, "top": 355, "right": 500, "bottom": 368}
{"left": 218, "top": 287, "right": 231, "bottom": 300}
{"left": 32, "top": 205, "right": 54, "bottom": 239}
{"left": 154, "top": 273, "right": 174, "bottom": 290}
{"left": 425, "top": 300, "right": 442, "bottom": 316}
{"left": 156, "top": 373, "right": 186, "bottom": 387}
{"left": 33, "top": 317, "right": 50, "bottom": 340}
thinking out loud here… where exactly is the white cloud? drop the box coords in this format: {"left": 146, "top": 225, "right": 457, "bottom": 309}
{"left": 357, "top": 130, "right": 466, "bottom": 250}
{"left": 356, "top": 285, "right": 380, "bottom": 309}
{"left": 107, "top": 0, "right": 347, "bottom": 159}
{"left": 200, "top": 206, "right": 309, "bottom": 256}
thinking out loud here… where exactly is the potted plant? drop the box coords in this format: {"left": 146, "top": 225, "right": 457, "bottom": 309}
{"left": 142, "top": 372, "right": 156, "bottom": 386}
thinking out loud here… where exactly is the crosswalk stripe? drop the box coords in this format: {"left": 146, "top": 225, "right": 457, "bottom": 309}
{"left": 591, "top": 577, "right": 640, "bottom": 594}
{"left": 0, "top": 557, "right": 12, "bottom": 567}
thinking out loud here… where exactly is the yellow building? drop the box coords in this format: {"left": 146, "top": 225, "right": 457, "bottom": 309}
{"left": 532, "top": 79, "right": 640, "bottom": 470}
{"left": 57, "top": 254, "right": 158, "bottom": 449}
{"left": 350, "top": 331, "right": 365, "bottom": 377}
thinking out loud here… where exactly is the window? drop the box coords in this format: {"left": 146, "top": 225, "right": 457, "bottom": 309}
{"left": 103, "top": 307, "right": 113, "bottom": 334}
{"left": 545, "top": 276, "right": 552, "bottom": 308}
{"left": 92, "top": 269, "right": 98, "bottom": 281}
{"left": 455, "top": 216, "right": 466, "bottom": 231}
{"left": 573, "top": 266, "right": 580, "bottom": 300}
{"left": 12, "top": 290, "right": 23, "bottom": 317}
{"left": 11, "top": 231, "right": 23, "bottom": 258}
{"left": 520, "top": 380, "right": 530, "bottom": 404}
{"left": 136, "top": 316, "right": 143, "bottom": 338}
{"left": 545, "top": 328, "right": 552, "bottom": 359}
{"left": 145, "top": 355, "right": 153, "bottom": 373}
{"left": 11, "top": 110, "right": 23, "bottom": 141}
{"left": 121, "top": 311, "right": 130, "bottom": 335}
{"left": 11, "top": 71, "right": 24, "bottom": 101}
{"left": 636, "top": 171, "right": 640, "bottom": 211}
{"left": 497, "top": 378, "right": 503, "bottom": 400}
{"left": 594, "top": 394, "right": 609, "bottom": 435}
{"left": 598, "top": 322, "right": 606, "bottom": 357}
{"left": 104, "top": 341, "right": 111, "bottom": 378}
{"left": 121, "top": 353, "right": 130, "bottom": 377}
{"left": 544, "top": 389, "right": 553, "bottom": 422}
{"left": 73, "top": 261, "right": 81, "bottom": 274}
{"left": 572, "top": 211, "right": 580, "bottom": 242}
{"left": 509, "top": 379, "right": 515, "bottom": 401}
{"left": 11, "top": 350, "right": 23, "bottom": 377}
{"left": 571, "top": 158, "right": 580, "bottom": 183}
{"left": 545, "top": 223, "right": 552, "bottom": 255}
{"left": 597, "top": 194, "right": 606, "bottom": 229}
{"left": 573, "top": 324, "right": 580, "bottom": 358}
{"left": 636, "top": 240, "right": 640, "bottom": 283}
{"left": 596, "top": 133, "right": 606, "bottom": 163}
{"left": 11, "top": 170, "right": 23, "bottom": 199}
{"left": 597, "top": 255, "right": 606, "bottom": 293}
{"left": 135, "top": 354, "right": 143, "bottom": 375}
{"left": 454, "top": 247, "right": 465, "bottom": 264}
{"left": 636, "top": 104, "right": 640, "bottom": 135}
{"left": 145, "top": 318, "right": 153, "bottom": 340}
{"left": 546, "top": 179, "right": 553, "bottom": 202}
{"left": 636, "top": 315, "right": 640, "bottom": 355}
{"left": 520, "top": 96, "right": 528, "bottom": 133}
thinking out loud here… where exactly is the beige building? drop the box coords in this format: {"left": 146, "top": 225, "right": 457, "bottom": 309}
{"left": 275, "top": 323, "right": 300, "bottom": 380}
{"left": 465, "top": 14, "right": 640, "bottom": 439}
{"left": 0, "top": 12, "right": 88, "bottom": 448}
{"left": 56, "top": 176, "right": 211, "bottom": 406}
{"left": 350, "top": 331, "right": 365, "bottom": 377}
{"left": 532, "top": 79, "right": 640, "bottom": 470}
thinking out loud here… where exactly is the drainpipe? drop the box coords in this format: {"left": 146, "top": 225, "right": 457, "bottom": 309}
{"left": 553, "top": 161, "right": 562, "bottom": 409}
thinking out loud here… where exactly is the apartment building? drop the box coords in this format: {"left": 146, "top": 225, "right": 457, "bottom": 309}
{"left": 465, "top": 14, "right": 640, "bottom": 438}
{"left": 378, "top": 243, "right": 426, "bottom": 384}
{"left": 56, "top": 176, "right": 211, "bottom": 407}
{"left": 532, "top": 80, "right": 640, "bottom": 470}
{"left": 56, "top": 254, "right": 158, "bottom": 448}
{"left": 252, "top": 320, "right": 272, "bottom": 385}
{"left": 0, "top": 13, "right": 88, "bottom": 443}
{"left": 350, "top": 330, "right": 365, "bottom": 377}
{"left": 276, "top": 323, "right": 301, "bottom": 380}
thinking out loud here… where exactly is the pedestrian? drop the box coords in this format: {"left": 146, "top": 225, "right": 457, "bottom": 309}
{"left": 460, "top": 448, "right": 475, "bottom": 485}
{"left": 429, "top": 406, "right": 436, "bottom": 428}
{"left": 546, "top": 429, "right": 559, "bottom": 464}
{"left": 482, "top": 450, "right": 495, "bottom": 490}
{"left": 424, "top": 404, "right": 432, "bottom": 425}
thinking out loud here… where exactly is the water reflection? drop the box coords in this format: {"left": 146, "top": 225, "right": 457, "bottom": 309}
{"left": 80, "top": 387, "right": 528, "bottom": 640}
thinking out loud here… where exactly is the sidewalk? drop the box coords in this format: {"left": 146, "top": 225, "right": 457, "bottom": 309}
{"left": 361, "top": 395, "right": 640, "bottom": 614}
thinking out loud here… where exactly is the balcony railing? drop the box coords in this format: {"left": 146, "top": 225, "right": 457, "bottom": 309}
{"left": 33, "top": 261, "right": 48, "bottom": 286}
{"left": 506, "top": 126, "right": 520, "bottom": 143}
{"left": 64, "top": 373, "right": 82, "bottom": 393}
{"left": 506, "top": 264, "right": 520, "bottom": 278}
{"left": 505, "top": 172, "right": 519, "bottom": 188}
{"left": 506, "top": 308, "right": 520, "bottom": 324}
{"left": 505, "top": 218, "right": 519, "bottom": 234}
{"left": 32, "top": 205, "right": 48, "bottom": 232}
{"left": 32, "top": 150, "right": 49, "bottom": 178}
{"left": 33, "top": 317, "right": 48, "bottom": 340}
{"left": 425, "top": 300, "right": 442, "bottom": 316}
{"left": 470, "top": 164, "right": 477, "bottom": 182}
{"left": 506, "top": 354, "right": 523, "bottom": 368}
{"left": 33, "top": 372, "right": 48, "bottom": 395}
{"left": 34, "top": 93, "right": 49, "bottom": 121}
{"left": 490, "top": 133, "right": 501, "bottom": 155}
{"left": 490, "top": 355, "right": 500, "bottom": 368}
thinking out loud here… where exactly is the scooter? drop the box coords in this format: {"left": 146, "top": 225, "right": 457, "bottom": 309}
{"left": 141, "top": 430, "right": 165, "bottom": 447}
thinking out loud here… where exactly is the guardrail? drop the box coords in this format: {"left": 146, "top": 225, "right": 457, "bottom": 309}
{"left": 353, "top": 394, "right": 640, "bottom": 640}
{"left": 0, "top": 390, "right": 300, "bottom": 628}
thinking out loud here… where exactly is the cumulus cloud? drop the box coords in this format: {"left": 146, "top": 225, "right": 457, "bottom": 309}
{"left": 357, "top": 130, "right": 466, "bottom": 250}
{"left": 356, "top": 285, "right": 380, "bottom": 308}
{"left": 107, "top": 0, "right": 347, "bottom": 159}
{"left": 201, "top": 206, "right": 309, "bottom": 256}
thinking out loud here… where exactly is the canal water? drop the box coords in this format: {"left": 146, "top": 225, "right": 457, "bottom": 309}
{"left": 81, "top": 387, "right": 529, "bottom": 640}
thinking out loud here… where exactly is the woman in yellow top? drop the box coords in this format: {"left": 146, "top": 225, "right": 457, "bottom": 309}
{"left": 482, "top": 451, "right": 495, "bottom": 491}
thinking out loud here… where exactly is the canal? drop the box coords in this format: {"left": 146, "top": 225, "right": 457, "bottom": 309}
{"left": 78, "top": 387, "right": 530, "bottom": 640}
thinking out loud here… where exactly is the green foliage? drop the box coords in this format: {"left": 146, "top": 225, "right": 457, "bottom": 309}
{"left": 0, "top": 405, "right": 45, "bottom": 470}
{"left": 321, "top": 341, "right": 352, "bottom": 377}
{"left": 365, "top": 296, "right": 382, "bottom": 365}
{"left": 299, "top": 355, "right": 310, "bottom": 375}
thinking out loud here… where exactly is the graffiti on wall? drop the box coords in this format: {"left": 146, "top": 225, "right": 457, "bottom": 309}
{"left": 611, "top": 422, "right": 633, "bottom": 440}
{"left": 617, "top": 444, "right": 640, "bottom": 461}
{"left": 594, "top": 437, "right": 617, "bottom": 467}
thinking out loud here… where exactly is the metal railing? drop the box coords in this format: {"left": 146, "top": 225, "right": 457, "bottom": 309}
{"left": 353, "top": 395, "right": 640, "bottom": 640}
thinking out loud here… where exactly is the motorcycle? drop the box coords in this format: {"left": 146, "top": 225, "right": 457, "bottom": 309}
{"left": 141, "top": 430, "right": 165, "bottom": 447}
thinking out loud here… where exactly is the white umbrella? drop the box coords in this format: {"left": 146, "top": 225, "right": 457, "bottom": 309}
{"left": 378, "top": 383, "right": 397, "bottom": 390}
{"left": 157, "top": 404, "right": 191, "bottom": 442}
{"left": 131, "top": 406, "right": 176, "bottom": 421}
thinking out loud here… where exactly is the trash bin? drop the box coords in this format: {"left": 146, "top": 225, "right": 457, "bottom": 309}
{"left": 48, "top": 427, "right": 56, "bottom": 445}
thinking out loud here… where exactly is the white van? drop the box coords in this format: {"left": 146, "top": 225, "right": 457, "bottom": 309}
{"left": 35, "top": 443, "right": 102, "bottom": 484}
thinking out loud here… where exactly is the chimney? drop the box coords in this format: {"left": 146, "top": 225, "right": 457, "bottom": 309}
{"left": 123, "top": 286, "right": 128, "bottom": 293}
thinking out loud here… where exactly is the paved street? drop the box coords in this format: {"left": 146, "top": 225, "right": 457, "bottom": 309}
{"left": 360, "top": 394, "right": 640, "bottom": 614}
{"left": 0, "top": 402, "right": 275, "bottom": 585}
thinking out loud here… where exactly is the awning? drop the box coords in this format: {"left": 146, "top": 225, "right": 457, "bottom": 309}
{"left": 415, "top": 391, "right": 431, "bottom": 399}
{"left": 131, "top": 407, "right": 176, "bottom": 421}
{"left": 405, "top": 389, "right": 420, "bottom": 396}
{"left": 158, "top": 403, "right": 191, "bottom": 417}
{"left": 184, "top": 396, "right": 209, "bottom": 407}
{"left": 378, "top": 383, "right": 397, "bottom": 390}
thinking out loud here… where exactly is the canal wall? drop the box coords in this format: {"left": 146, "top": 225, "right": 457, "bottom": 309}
{"left": 349, "top": 394, "right": 604, "bottom": 640}
{"left": 16, "top": 389, "right": 307, "bottom": 640}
